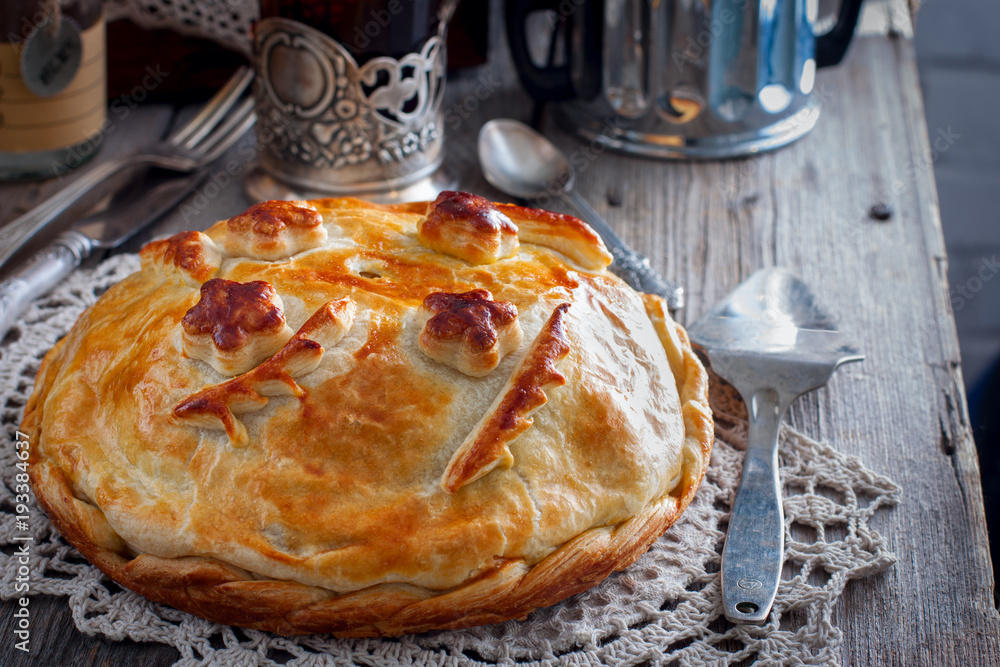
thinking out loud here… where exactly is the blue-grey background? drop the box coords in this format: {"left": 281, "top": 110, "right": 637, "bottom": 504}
{"left": 918, "top": 0, "right": 1000, "bottom": 586}
{"left": 915, "top": 0, "right": 1000, "bottom": 392}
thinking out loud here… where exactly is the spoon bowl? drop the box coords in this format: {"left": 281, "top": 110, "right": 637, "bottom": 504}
{"left": 478, "top": 119, "right": 571, "bottom": 199}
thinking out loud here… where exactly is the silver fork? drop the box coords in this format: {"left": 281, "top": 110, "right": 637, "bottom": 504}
{"left": 0, "top": 66, "right": 256, "bottom": 271}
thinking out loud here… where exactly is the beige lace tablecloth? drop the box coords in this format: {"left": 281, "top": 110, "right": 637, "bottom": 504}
{"left": 0, "top": 254, "right": 900, "bottom": 666}
{"left": 106, "top": 0, "right": 258, "bottom": 54}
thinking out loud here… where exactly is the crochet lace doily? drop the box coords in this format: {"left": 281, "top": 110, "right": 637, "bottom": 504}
{"left": 105, "top": 0, "right": 258, "bottom": 54}
{"left": 0, "top": 254, "right": 901, "bottom": 666}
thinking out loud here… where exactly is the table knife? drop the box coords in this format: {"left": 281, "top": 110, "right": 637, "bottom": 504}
{"left": 0, "top": 169, "right": 207, "bottom": 343}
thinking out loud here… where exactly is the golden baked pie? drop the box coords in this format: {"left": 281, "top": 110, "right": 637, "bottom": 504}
{"left": 23, "top": 192, "right": 712, "bottom": 636}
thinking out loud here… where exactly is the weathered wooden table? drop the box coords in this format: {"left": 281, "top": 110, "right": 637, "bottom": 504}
{"left": 2, "top": 1, "right": 999, "bottom": 664}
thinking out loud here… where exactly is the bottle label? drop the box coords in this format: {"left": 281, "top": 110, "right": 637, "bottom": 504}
{"left": 0, "top": 18, "right": 106, "bottom": 153}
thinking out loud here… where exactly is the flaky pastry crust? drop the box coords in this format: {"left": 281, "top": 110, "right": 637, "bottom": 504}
{"left": 24, "top": 194, "right": 712, "bottom": 637}
{"left": 224, "top": 199, "right": 327, "bottom": 260}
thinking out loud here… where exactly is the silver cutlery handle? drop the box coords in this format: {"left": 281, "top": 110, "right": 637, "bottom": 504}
{"left": 0, "top": 232, "right": 93, "bottom": 343}
{"left": 0, "top": 159, "right": 124, "bottom": 271}
{"left": 608, "top": 245, "right": 685, "bottom": 310}
{"left": 721, "top": 389, "right": 787, "bottom": 625}
{"left": 559, "top": 189, "right": 626, "bottom": 246}
{"left": 558, "top": 190, "right": 685, "bottom": 310}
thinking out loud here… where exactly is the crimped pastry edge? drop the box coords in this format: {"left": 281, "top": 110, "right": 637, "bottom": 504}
{"left": 24, "top": 294, "right": 712, "bottom": 637}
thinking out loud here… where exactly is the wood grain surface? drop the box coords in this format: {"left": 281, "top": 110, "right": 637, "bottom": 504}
{"left": 1, "top": 2, "right": 998, "bottom": 665}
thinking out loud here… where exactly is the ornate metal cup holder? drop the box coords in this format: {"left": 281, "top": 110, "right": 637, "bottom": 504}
{"left": 248, "top": 16, "right": 452, "bottom": 202}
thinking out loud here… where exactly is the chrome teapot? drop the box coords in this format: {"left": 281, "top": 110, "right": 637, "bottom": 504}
{"left": 507, "top": 0, "right": 863, "bottom": 158}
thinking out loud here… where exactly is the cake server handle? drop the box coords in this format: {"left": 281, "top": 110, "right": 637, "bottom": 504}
{"left": 720, "top": 388, "right": 789, "bottom": 625}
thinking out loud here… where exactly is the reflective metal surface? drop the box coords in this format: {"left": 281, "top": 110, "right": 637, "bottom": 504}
{"left": 253, "top": 16, "right": 449, "bottom": 194}
{"left": 243, "top": 161, "right": 458, "bottom": 204}
{"left": 0, "top": 67, "right": 256, "bottom": 272}
{"left": 478, "top": 119, "right": 569, "bottom": 199}
{"left": 561, "top": 0, "right": 822, "bottom": 158}
{"left": 689, "top": 268, "right": 863, "bottom": 623}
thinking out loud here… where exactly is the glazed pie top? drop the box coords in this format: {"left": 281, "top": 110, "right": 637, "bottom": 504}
{"left": 24, "top": 192, "right": 712, "bottom": 636}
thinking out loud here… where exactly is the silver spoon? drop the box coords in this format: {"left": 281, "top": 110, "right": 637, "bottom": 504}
{"left": 478, "top": 118, "right": 684, "bottom": 311}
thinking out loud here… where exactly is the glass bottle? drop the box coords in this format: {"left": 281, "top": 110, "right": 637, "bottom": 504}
{"left": 0, "top": 0, "right": 106, "bottom": 180}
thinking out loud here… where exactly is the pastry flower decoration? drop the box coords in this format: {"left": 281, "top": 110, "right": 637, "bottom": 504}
{"left": 418, "top": 191, "right": 519, "bottom": 265}
{"left": 417, "top": 289, "right": 523, "bottom": 377}
{"left": 181, "top": 279, "right": 295, "bottom": 377}
{"left": 174, "top": 298, "right": 357, "bottom": 447}
{"left": 224, "top": 199, "right": 328, "bottom": 260}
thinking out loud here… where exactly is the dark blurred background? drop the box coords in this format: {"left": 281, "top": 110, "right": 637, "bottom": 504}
{"left": 915, "top": 0, "right": 1000, "bottom": 594}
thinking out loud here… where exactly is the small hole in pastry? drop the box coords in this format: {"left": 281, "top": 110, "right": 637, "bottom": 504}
{"left": 345, "top": 257, "right": 388, "bottom": 281}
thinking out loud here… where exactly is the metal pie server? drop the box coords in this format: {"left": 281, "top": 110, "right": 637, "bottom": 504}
{"left": 0, "top": 168, "right": 207, "bottom": 343}
{"left": 688, "top": 268, "right": 864, "bottom": 624}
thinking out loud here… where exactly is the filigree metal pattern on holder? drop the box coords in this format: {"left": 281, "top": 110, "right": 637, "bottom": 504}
{"left": 254, "top": 17, "right": 446, "bottom": 181}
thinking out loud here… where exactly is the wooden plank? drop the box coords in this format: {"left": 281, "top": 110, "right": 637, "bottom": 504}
{"left": 457, "top": 31, "right": 1000, "bottom": 667}
{"left": 0, "top": 596, "right": 179, "bottom": 667}
{"left": 769, "top": 36, "right": 999, "bottom": 666}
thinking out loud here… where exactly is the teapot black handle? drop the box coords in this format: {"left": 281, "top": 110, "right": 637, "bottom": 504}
{"left": 815, "top": 0, "right": 864, "bottom": 67}
{"left": 505, "top": 0, "right": 576, "bottom": 101}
